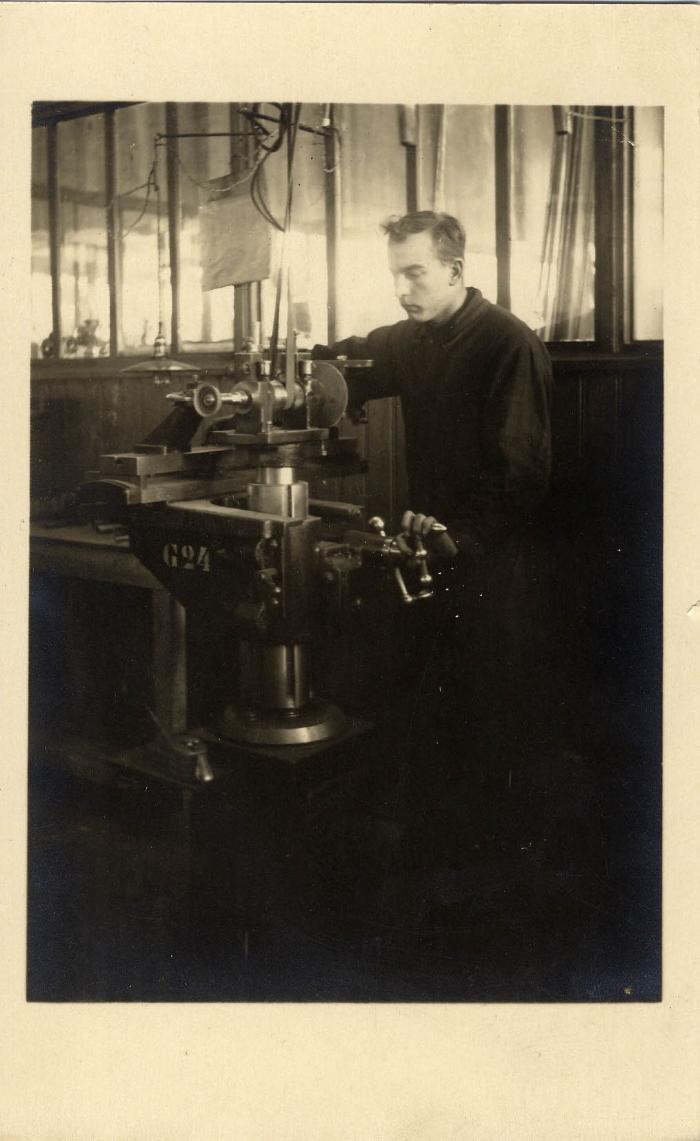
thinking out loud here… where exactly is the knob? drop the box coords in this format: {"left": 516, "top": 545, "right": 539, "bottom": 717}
{"left": 192, "top": 382, "right": 222, "bottom": 418}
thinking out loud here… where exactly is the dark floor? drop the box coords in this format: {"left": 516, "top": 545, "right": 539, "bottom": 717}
{"left": 27, "top": 668, "right": 661, "bottom": 1004}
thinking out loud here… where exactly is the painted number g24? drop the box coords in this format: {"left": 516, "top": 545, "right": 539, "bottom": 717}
{"left": 163, "top": 543, "right": 211, "bottom": 571}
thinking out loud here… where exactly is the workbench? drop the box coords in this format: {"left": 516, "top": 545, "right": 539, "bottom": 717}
{"left": 30, "top": 520, "right": 187, "bottom": 736}
{"left": 28, "top": 519, "right": 375, "bottom": 942}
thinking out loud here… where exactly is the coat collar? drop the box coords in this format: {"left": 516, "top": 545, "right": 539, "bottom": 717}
{"left": 413, "top": 287, "right": 490, "bottom": 346}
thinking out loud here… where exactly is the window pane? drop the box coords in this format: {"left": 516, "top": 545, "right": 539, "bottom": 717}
{"left": 115, "top": 103, "right": 170, "bottom": 353}
{"left": 176, "top": 103, "right": 328, "bottom": 352}
{"left": 177, "top": 102, "right": 235, "bottom": 350}
{"left": 258, "top": 103, "right": 329, "bottom": 349}
{"left": 443, "top": 106, "right": 497, "bottom": 301}
{"left": 511, "top": 106, "right": 595, "bottom": 340}
{"left": 633, "top": 107, "right": 663, "bottom": 340}
{"left": 421, "top": 105, "right": 497, "bottom": 302}
{"left": 31, "top": 126, "right": 52, "bottom": 358}
{"left": 290, "top": 102, "right": 329, "bottom": 348}
{"left": 58, "top": 115, "right": 110, "bottom": 356}
{"left": 337, "top": 103, "right": 406, "bottom": 336}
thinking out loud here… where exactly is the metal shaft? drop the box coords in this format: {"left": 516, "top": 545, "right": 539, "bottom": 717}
{"left": 247, "top": 465, "right": 308, "bottom": 519}
{"left": 239, "top": 641, "right": 311, "bottom": 712}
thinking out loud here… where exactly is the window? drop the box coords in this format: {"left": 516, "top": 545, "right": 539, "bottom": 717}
{"left": 336, "top": 103, "right": 407, "bottom": 336}
{"left": 30, "top": 103, "right": 664, "bottom": 364}
{"left": 511, "top": 106, "right": 595, "bottom": 341}
{"left": 58, "top": 115, "right": 110, "bottom": 356}
{"left": 258, "top": 103, "right": 330, "bottom": 349}
{"left": 419, "top": 105, "right": 498, "bottom": 303}
{"left": 632, "top": 107, "right": 663, "bottom": 341}
{"left": 177, "top": 102, "right": 235, "bottom": 350}
{"left": 31, "top": 127, "right": 51, "bottom": 358}
{"left": 115, "top": 104, "right": 169, "bottom": 353}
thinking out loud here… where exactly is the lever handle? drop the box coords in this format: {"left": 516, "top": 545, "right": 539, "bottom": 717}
{"left": 393, "top": 565, "right": 434, "bottom": 606}
{"left": 392, "top": 534, "right": 434, "bottom": 605}
{"left": 145, "top": 706, "right": 214, "bottom": 783}
{"left": 167, "top": 383, "right": 250, "bottom": 419}
{"left": 413, "top": 535, "right": 434, "bottom": 592}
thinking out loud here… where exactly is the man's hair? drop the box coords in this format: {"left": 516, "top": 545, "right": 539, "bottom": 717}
{"left": 381, "top": 211, "right": 466, "bottom": 263}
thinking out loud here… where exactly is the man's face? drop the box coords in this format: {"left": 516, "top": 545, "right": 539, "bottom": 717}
{"left": 388, "top": 231, "right": 463, "bottom": 324}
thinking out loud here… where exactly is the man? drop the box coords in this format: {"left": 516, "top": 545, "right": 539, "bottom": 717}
{"left": 313, "top": 211, "right": 553, "bottom": 864}
{"left": 315, "top": 211, "right": 551, "bottom": 560}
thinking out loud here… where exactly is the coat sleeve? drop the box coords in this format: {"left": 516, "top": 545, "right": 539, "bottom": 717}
{"left": 311, "top": 324, "right": 403, "bottom": 407}
{"left": 448, "top": 337, "right": 553, "bottom": 559}
{"left": 484, "top": 337, "right": 552, "bottom": 511}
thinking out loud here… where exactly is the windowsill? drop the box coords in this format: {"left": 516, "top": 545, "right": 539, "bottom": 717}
{"left": 548, "top": 341, "right": 663, "bottom": 368}
{"left": 31, "top": 341, "right": 663, "bottom": 382}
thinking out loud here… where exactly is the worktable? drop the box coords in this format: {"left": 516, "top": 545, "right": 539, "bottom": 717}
{"left": 28, "top": 521, "right": 375, "bottom": 951}
{"left": 30, "top": 520, "right": 187, "bottom": 735}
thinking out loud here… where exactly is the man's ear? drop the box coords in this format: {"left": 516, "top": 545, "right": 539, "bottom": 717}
{"left": 449, "top": 258, "right": 464, "bottom": 285}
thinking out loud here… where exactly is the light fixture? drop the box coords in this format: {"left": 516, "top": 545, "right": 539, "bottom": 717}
{"left": 120, "top": 323, "right": 195, "bottom": 374}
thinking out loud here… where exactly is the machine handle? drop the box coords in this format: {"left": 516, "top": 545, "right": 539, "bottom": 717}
{"left": 368, "top": 516, "right": 435, "bottom": 605}
{"left": 392, "top": 564, "right": 433, "bottom": 606}
{"left": 166, "top": 382, "right": 251, "bottom": 419}
{"left": 145, "top": 706, "right": 214, "bottom": 783}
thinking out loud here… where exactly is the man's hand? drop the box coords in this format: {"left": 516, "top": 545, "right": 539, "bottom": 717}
{"left": 397, "top": 510, "right": 458, "bottom": 559}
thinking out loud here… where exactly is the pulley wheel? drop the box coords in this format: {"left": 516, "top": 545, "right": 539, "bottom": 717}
{"left": 307, "top": 361, "right": 348, "bottom": 428}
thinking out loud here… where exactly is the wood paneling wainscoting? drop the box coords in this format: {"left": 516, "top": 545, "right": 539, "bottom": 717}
{"left": 29, "top": 350, "right": 662, "bottom": 516}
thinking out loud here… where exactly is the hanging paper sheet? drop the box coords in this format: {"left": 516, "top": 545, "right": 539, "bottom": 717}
{"left": 199, "top": 171, "right": 272, "bottom": 291}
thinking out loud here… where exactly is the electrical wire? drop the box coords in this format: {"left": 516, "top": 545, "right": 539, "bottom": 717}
{"left": 112, "top": 106, "right": 335, "bottom": 244}
{"left": 249, "top": 105, "right": 290, "bottom": 230}
{"left": 108, "top": 135, "right": 165, "bottom": 242}
{"left": 106, "top": 175, "right": 153, "bottom": 213}
{"left": 251, "top": 161, "right": 284, "bottom": 230}
{"left": 116, "top": 166, "right": 156, "bottom": 242}
{"left": 240, "top": 103, "right": 288, "bottom": 154}
{"left": 269, "top": 104, "right": 302, "bottom": 373}
{"left": 173, "top": 148, "right": 267, "bottom": 196}
{"left": 240, "top": 103, "right": 304, "bottom": 232}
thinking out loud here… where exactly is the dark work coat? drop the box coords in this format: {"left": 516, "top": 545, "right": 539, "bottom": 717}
{"left": 314, "top": 288, "right": 553, "bottom": 768}
{"left": 315, "top": 287, "right": 552, "bottom": 562}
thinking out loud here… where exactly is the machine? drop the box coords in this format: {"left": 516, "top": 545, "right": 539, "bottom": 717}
{"left": 79, "top": 349, "right": 455, "bottom": 780}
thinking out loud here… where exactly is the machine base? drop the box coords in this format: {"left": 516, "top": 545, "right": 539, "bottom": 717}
{"left": 217, "top": 699, "right": 348, "bottom": 746}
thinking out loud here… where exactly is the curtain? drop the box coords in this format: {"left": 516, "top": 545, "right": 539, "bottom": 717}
{"left": 511, "top": 105, "right": 595, "bottom": 341}
{"left": 537, "top": 107, "right": 596, "bottom": 340}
